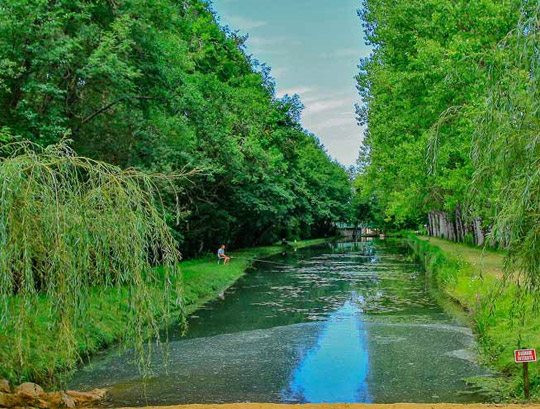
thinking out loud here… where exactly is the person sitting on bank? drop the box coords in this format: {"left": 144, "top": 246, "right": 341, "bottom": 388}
{"left": 217, "top": 244, "right": 230, "bottom": 264}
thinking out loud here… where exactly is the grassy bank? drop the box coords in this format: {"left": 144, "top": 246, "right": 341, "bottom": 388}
{"left": 0, "top": 238, "right": 331, "bottom": 386}
{"left": 408, "top": 235, "right": 539, "bottom": 401}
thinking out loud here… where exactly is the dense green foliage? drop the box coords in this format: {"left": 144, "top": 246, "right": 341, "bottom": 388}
{"left": 472, "top": 5, "right": 539, "bottom": 290}
{"left": 354, "top": 0, "right": 538, "bottom": 285}
{"left": 409, "top": 236, "right": 540, "bottom": 400}
{"left": 0, "top": 0, "right": 350, "bottom": 385}
{"left": 0, "top": 142, "right": 181, "bottom": 384}
{"left": 0, "top": 237, "right": 324, "bottom": 385}
{"left": 355, "top": 0, "right": 519, "bottom": 227}
{"left": 0, "top": 0, "right": 351, "bottom": 255}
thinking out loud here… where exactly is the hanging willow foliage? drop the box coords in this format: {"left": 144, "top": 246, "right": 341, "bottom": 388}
{"left": 0, "top": 141, "right": 183, "bottom": 382}
{"left": 472, "top": 2, "right": 539, "bottom": 292}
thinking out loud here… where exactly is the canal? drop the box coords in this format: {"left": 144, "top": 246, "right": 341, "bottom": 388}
{"left": 70, "top": 239, "right": 489, "bottom": 405}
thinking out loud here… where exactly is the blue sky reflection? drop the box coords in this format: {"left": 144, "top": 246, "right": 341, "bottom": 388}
{"left": 281, "top": 298, "right": 371, "bottom": 403}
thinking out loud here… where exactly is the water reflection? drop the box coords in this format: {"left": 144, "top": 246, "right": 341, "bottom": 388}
{"left": 282, "top": 300, "right": 370, "bottom": 403}
{"left": 69, "top": 240, "right": 489, "bottom": 405}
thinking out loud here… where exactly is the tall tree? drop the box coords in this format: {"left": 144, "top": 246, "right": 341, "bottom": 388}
{"left": 0, "top": 0, "right": 352, "bottom": 255}
{"left": 472, "top": 2, "right": 539, "bottom": 289}
{"left": 354, "top": 0, "right": 523, "bottom": 240}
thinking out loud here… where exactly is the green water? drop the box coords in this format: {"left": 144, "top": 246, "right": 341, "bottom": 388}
{"left": 70, "top": 240, "right": 490, "bottom": 405}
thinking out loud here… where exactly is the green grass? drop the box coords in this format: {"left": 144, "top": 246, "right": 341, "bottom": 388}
{"left": 0, "top": 238, "right": 330, "bottom": 387}
{"left": 417, "top": 236, "right": 505, "bottom": 279}
{"left": 409, "top": 235, "right": 540, "bottom": 402}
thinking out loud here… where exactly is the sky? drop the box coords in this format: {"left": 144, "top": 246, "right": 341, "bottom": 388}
{"left": 211, "top": 0, "right": 372, "bottom": 166}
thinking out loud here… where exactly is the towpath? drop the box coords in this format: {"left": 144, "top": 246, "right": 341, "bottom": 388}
{"left": 416, "top": 236, "right": 504, "bottom": 279}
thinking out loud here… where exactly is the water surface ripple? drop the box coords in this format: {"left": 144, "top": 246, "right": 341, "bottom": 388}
{"left": 70, "top": 240, "right": 489, "bottom": 405}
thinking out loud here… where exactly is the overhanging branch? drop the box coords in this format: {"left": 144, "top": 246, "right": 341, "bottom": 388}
{"left": 80, "top": 95, "right": 158, "bottom": 126}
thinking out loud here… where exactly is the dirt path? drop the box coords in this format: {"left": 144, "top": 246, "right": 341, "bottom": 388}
{"left": 416, "top": 236, "right": 505, "bottom": 279}
{"left": 122, "top": 403, "right": 540, "bottom": 409}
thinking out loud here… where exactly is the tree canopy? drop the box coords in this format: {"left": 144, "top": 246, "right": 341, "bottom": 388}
{"left": 0, "top": 0, "right": 351, "bottom": 255}
{"left": 353, "top": 0, "right": 538, "bottom": 286}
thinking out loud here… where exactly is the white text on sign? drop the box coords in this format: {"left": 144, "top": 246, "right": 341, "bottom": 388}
{"left": 514, "top": 349, "right": 537, "bottom": 363}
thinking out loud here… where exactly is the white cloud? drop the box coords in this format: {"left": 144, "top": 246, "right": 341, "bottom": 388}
{"left": 303, "top": 98, "right": 349, "bottom": 116}
{"left": 295, "top": 92, "right": 363, "bottom": 165}
{"left": 248, "top": 36, "right": 281, "bottom": 46}
{"left": 277, "top": 87, "right": 314, "bottom": 97}
{"left": 270, "top": 66, "right": 289, "bottom": 78}
{"left": 312, "top": 116, "right": 353, "bottom": 130}
{"left": 320, "top": 48, "right": 360, "bottom": 59}
{"left": 247, "top": 36, "right": 302, "bottom": 49}
{"left": 309, "top": 121, "right": 365, "bottom": 166}
{"left": 226, "top": 15, "right": 267, "bottom": 30}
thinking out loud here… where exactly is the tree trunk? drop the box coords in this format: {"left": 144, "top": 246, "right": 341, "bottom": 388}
{"left": 428, "top": 212, "right": 435, "bottom": 236}
{"left": 473, "top": 218, "right": 484, "bottom": 246}
{"left": 455, "top": 206, "right": 465, "bottom": 242}
{"left": 439, "top": 212, "right": 447, "bottom": 239}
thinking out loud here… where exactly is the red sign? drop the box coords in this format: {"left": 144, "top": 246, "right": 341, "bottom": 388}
{"left": 515, "top": 349, "right": 537, "bottom": 363}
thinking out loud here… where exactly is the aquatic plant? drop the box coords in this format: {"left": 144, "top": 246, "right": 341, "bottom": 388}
{"left": 0, "top": 141, "right": 183, "bottom": 383}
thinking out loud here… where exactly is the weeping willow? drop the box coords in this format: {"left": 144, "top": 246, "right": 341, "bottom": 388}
{"left": 0, "top": 141, "right": 183, "bottom": 382}
{"left": 472, "top": 2, "right": 539, "bottom": 292}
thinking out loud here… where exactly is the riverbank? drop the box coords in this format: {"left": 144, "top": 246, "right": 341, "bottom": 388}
{"left": 0, "top": 238, "right": 332, "bottom": 386}
{"left": 408, "top": 235, "right": 539, "bottom": 401}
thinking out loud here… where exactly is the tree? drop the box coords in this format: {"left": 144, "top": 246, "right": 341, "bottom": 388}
{"left": 355, "top": 0, "right": 523, "bottom": 239}
{"left": 0, "top": 141, "right": 182, "bottom": 382}
{"left": 472, "top": 2, "right": 539, "bottom": 290}
{"left": 0, "top": 0, "right": 351, "bottom": 255}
